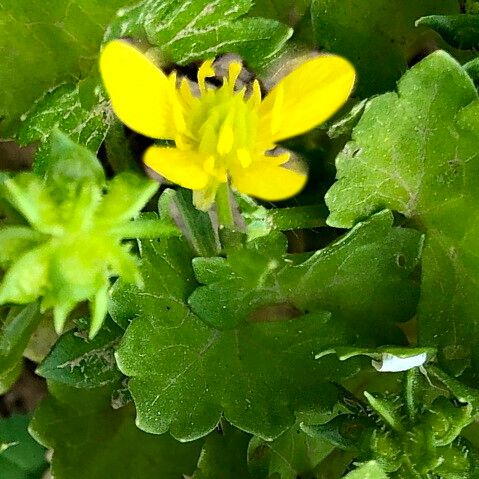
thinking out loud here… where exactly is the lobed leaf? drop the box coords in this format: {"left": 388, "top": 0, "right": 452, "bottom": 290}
{"left": 190, "top": 210, "right": 423, "bottom": 336}
{"left": 325, "top": 50, "right": 479, "bottom": 379}
{"left": 112, "top": 211, "right": 422, "bottom": 441}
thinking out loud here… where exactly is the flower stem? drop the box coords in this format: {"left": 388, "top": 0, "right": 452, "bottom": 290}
{"left": 215, "top": 183, "right": 235, "bottom": 228}
{"left": 111, "top": 219, "right": 180, "bottom": 239}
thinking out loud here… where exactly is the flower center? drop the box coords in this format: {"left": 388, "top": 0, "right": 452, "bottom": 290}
{"left": 175, "top": 61, "right": 262, "bottom": 180}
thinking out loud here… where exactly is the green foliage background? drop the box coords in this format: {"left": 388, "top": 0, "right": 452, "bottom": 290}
{"left": 2, "top": 0, "right": 479, "bottom": 478}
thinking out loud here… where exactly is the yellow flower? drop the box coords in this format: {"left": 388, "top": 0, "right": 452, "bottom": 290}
{"left": 100, "top": 40, "right": 355, "bottom": 210}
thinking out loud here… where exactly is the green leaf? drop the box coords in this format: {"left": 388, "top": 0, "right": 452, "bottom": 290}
{"left": 36, "top": 317, "right": 123, "bottom": 388}
{"left": 109, "top": 237, "right": 197, "bottom": 330}
{"left": 325, "top": 51, "right": 479, "bottom": 378}
{"left": 0, "top": 304, "right": 42, "bottom": 376}
{"left": 113, "top": 236, "right": 351, "bottom": 441}
{"left": 0, "top": 361, "right": 22, "bottom": 395}
{"left": 193, "top": 423, "right": 251, "bottom": 479}
{"left": 0, "top": 0, "right": 135, "bottom": 135}
{"left": 417, "top": 14, "right": 479, "bottom": 49}
{"left": 190, "top": 210, "right": 423, "bottom": 336}
{"left": 113, "top": 211, "right": 422, "bottom": 442}
{"left": 16, "top": 80, "right": 112, "bottom": 171}
{"left": 342, "top": 462, "right": 388, "bottom": 479}
{"left": 0, "top": 415, "right": 48, "bottom": 479}
{"left": 248, "top": 425, "right": 333, "bottom": 479}
{"left": 311, "top": 0, "right": 459, "bottom": 96}
{"left": 30, "top": 383, "right": 202, "bottom": 479}
{"left": 105, "top": 0, "right": 293, "bottom": 69}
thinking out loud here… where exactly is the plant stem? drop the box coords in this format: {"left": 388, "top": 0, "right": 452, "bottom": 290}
{"left": 215, "top": 183, "right": 234, "bottom": 228}
{"left": 111, "top": 219, "right": 180, "bottom": 239}
{"left": 405, "top": 368, "right": 419, "bottom": 422}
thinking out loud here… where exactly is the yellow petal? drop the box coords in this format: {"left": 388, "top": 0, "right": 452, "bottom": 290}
{"left": 100, "top": 40, "right": 178, "bottom": 139}
{"left": 259, "top": 55, "right": 355, "bottom": 142}
{"left": 144, "top": 146, "right": 209, "bottom": 190}
{"left": 230, "top": 157, "right": 307, "bottom": 201}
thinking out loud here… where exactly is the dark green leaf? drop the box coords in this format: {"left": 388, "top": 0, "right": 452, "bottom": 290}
{"left": 0, "top": 415, "right": 48, "bottom": 479}
{"left": 417, "top": 14, "right": 479, "bottom": 49}
{"left": 113, "top": 211, "right": 422, "bottom": 442}
{"left": 0, "top": 304, "right": 41, "bottom": 376}
{"left": 311, "top": 0, "right": 459, "bottom": 96}
{"left": 30, "top": 383, "right": 202, "bottom": 479}
{"left": 248, "top": 425, "right": 332, "bottom": 479}
{"left": 37, "top": 317, "right": 123, "bottom": 388}
{"left": 193, "top": 423, "right": 251, "bottom": 479}
{"left": 113, "top": 236, "right": 354, "bottom": 441}
{"left": 190, "top": 210, "right": 422, "bottom": 336}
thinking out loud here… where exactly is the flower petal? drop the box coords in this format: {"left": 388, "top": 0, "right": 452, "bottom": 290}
{"left": 144, "top": 146, "right": 210, "bottom": 190}
{"left": 100, "top": 40, "right": 177, "bottom": 139}
{"left": 231, "top": 158, "right": 307, "bottom": 201}
{"left": 259, "top": 55, "right": 356, "bottom": 142}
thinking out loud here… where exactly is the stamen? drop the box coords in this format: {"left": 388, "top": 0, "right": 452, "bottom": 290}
{"left": 249, "top": 80, "right": 262, "bottom": 108}
{"left": 237, "top": 148, "right": 252, "bottom": 168}
{"left": 217, "top": 123, "right": 234, "bottom": 155}
{"left": 203, "top": 155, "right": 216, "bottom": 174}
{"left": 227, "top": 62, "right": 242, "bottom": 91}
{"left": 198, "top": 59, "right": 215, "bottom": 95}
